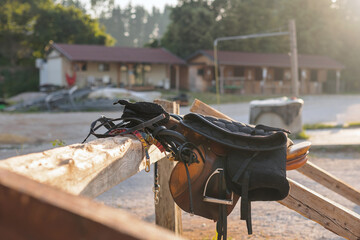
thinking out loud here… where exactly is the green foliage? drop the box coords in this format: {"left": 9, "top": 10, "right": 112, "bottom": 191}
{"left": 347, "top": 122, "right": 360, "bottom": 128}
{"left": 161, "top": 1, "right": 215, "bottom": 58}
{"left": 31, "top": 4, "right": 115, "bottom": 58}
{"left": 289, "top": 130, "right": 310, "bottom": 140}
{"left": 303, "top": 123, "right": 342, "bottom": 130}
{"left": 98, "top": 5, "right": 171, "bottom": 47}
{"left": 0, "top": 68, "right": 39, "bottom": 98}
{"left": 51, "top": 139, "right": 65, "bottom": 147}
{"left": 0, "top": 0, "right": 114, "bottom": 97}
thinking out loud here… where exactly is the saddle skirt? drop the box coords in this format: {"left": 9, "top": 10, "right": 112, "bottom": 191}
{"left": 180, "top": 113, "right": 290, "bottom": 202}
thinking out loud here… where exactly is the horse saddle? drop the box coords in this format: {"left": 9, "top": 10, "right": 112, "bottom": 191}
{"left": 84, "top": 101, "right": 309, "bottom": 240}
{"left": 169, "top": 113, "right": 290, "bottom": 237}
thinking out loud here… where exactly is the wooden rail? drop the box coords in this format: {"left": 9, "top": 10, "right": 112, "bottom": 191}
{"left": 0, "top": 168, "right": 186, "bottom": 240}
{"left": 190, "top": 98, "right": 360, "bottom": 240}
{"left": 0, "top": 99, "right": 183, "bottom": 239}
{"left": 0, "top": 136, "right": 165, "bottom": 198}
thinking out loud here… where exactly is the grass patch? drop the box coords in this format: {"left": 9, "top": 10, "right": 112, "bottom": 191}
{"left": 303, "top": 123, "right": 342, "bottom": 130}
{"left": 304, "top": 122, "right": 360, "bottom": 130}
{"left": 160, "top": 90, "right": 283, "bottom": 105}
{"left": 347, "top": 122, "right": 360, "bottom": 128}
{"left": 289, "top": 130, "right": 310, "bottom": 140}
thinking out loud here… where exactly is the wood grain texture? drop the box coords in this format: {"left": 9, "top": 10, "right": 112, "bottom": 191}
{"left": 0, "top": 135, "right": 166, "bottom": 198}
{"left": 280, "top": 179, "right": 360, "bottom": 240}
{"left": 154, "top": 99, "right": 183, "bottom": 234}
{"left": 297, "top": 160, "right": 360, "bottom": 206}
{"left": 0, "top": 168, "right": 187, "bottom": 240}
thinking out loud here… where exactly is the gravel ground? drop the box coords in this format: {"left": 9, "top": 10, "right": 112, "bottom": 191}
{"left": 1, "top": 95, "right": 360, "bottom": 239}
{"left": 95, "top": 151, "right": 360, "bottom": 240}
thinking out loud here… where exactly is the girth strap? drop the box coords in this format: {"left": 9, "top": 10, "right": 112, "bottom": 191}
{"left": 240, "top": 171, "right": 252, "bottom": 235}
{"left": 231, "top": 152, "right": 259, "bottom": 183}
{"left": 216, "top": 161, "right": 228, "bottom": 240}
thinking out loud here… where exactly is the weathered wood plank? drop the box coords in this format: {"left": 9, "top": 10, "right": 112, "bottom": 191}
{"left": 190, "top": 98, "right": 360, "bottom": 239}
{"left": 0, "top": 135, "right": 165, "bottom": 198}
{"left": 0, "top": 168, "right": 187, "bottom": 240}
{"left": 280, "top": 179, "right": 360, "bottom": 240}
{"left": 297, "top": 160, "right": 360, "bottom": 205}
{"left": 154, "top": 99, "right": 183, "bottom": 234}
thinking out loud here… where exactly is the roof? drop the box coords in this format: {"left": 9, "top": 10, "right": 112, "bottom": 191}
{"left": 188, "top": 50, "right": 344, "bottom": 70}
{"left": 51, "top": 43, "right": 185, "bottom": 65}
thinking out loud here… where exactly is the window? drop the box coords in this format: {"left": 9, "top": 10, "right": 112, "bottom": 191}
{"left": 74, "top": 62, "right": 87, "bottom": 71}
{"left": 274, "top": 68, "right": 284, "bottom": 81}
{"left": 98, "top": 63, "right": 110, "bottom": 72}
{"left": 144, "top": 64, "right": 151, "bottom": 72}
{"left": 255, "top": 68, "right": 262, "bottom": 81}
{"left": 310, "top": 70, "right": 317, "bottom": 82}
{"left": 234, "top": 67, "right": 245, "bottom": 77}
{"left": 197, "top": 68, "right": 204, "bottom": 76}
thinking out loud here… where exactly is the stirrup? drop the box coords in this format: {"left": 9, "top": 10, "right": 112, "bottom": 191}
{"left": 203, "top": 168, "right": 233, "bottom": 205}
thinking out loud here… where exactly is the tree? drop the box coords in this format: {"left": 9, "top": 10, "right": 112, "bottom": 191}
{"left": 0, "top": 0, "right": 115, "bottom": 97}
{"left": 161, "top": 0, "right": 216, "bottom": 58}
{"left": 31, "top": 5, "right": 114, "bottom": 58}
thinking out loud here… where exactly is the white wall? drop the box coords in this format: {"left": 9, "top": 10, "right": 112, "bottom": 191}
{"left": 47, "top": 57, "right": 63, "bottom": 86}
{"left": 145, "top": 64, "right": 168, "bottom": 88}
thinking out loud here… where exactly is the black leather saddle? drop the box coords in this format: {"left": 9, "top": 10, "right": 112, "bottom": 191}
{"left": 180, "top": 113, "right": 290, "bottom": 235}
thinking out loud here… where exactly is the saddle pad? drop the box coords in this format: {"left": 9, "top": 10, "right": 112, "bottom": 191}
{"left": 181, "top": 113, "right": 288, "bottom": 151}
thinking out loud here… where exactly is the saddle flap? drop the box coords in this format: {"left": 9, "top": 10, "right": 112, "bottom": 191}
{"left": 181, "top": 113, "right": 288, "bottom": 151}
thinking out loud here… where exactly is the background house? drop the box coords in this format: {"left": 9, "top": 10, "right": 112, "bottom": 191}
{"left": 186, "top": 50, "right": 345, "bottom": 94}
{"left": 37, "top": 43, "right": 187, "bottom": 90}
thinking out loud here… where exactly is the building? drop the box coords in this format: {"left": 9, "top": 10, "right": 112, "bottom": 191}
{"left": 186, "top": 50, "right": 345, "bottom": 94}
{"left": 37, "top": 43, "right": 187, "bottom": 90}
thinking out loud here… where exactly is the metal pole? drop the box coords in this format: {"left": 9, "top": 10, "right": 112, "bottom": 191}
{"left": 213, "top": 41, "right": 220, "bottom": 105}
{"left": 213, "top": 31, "right": 289, "bottom": 104}
{"left": 289, "top": 19, "right": 299, "bottom": 97}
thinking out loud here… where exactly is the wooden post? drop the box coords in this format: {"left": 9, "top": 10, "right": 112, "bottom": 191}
{"left": 289, "top": 19, "right": 299, "bottom": 97}
{"left": 261, "top": 67, "right": 267, "bottom": 94}
{"left": 220, "top": 65, "right": 225, "bottom": 94}
{"left": 175, "top": 65, "right": 180, "bottom": 92}
{"left": 153, "top": 100, "right": 182, "bottom": 234}
{"left": 336, "top": 70, "right": 341, "bottom": 94}
{"left": 116, "top": 64, "right": 121, "bottom": 87}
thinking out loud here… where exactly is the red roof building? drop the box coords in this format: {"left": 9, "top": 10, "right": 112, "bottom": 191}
{"left": 41, "top": 43, "right": 187, "bottom": 90}
{"left": 187, "top": 50, "right": 344, "bottom": 94}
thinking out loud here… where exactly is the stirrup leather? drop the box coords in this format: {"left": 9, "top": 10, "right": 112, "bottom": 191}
{"left": 203, "top": 168, "right": 233, "bottom": 205}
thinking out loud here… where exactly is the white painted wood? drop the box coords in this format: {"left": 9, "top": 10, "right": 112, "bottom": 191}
{"left": 47, "top": 57, "right": 63, "bottom": 86}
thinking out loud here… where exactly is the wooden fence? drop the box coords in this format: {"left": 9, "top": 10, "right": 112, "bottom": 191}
{"left": 0, "top": 99, "right": 359, "bottom": 239}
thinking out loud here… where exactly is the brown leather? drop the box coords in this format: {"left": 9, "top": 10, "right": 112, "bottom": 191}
{"left": 286, "top": 152, "right": 308, "bottom": 170}
{"left": 286, "top": 142, "right": 311, "bottom": 170}
{"left": 169, "top": 144, "right": 240, "bottom": 221}
{"left": 287, "top": 141, "right": 311, "bottom": 160}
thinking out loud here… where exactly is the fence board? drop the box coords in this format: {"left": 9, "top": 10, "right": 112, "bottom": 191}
{"left": 0, "top": 168, "right": 186, "bottom": 240}
{"left": 0, "top": 135, "right": 165, "bottom": 198}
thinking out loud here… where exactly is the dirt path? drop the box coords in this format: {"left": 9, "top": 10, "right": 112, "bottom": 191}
{"left": 96, "top": 151, "right": 360, "bottom": 240}
{"left": 1, "top": 95, "right": 360, "bottom": 239}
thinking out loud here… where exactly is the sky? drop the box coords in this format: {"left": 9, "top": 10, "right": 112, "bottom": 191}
{"left": 115, "top": 0, "right": 178, "bottom": 11}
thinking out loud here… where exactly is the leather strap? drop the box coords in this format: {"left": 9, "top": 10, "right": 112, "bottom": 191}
{"left": 216, "top": 160, "right": 228, "bottom": 240}
{"left": 240, "top": 171, "right": 252, "bottom": 234}
{"left": 231, "top": 151, "right": 259, "bottom": 183}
